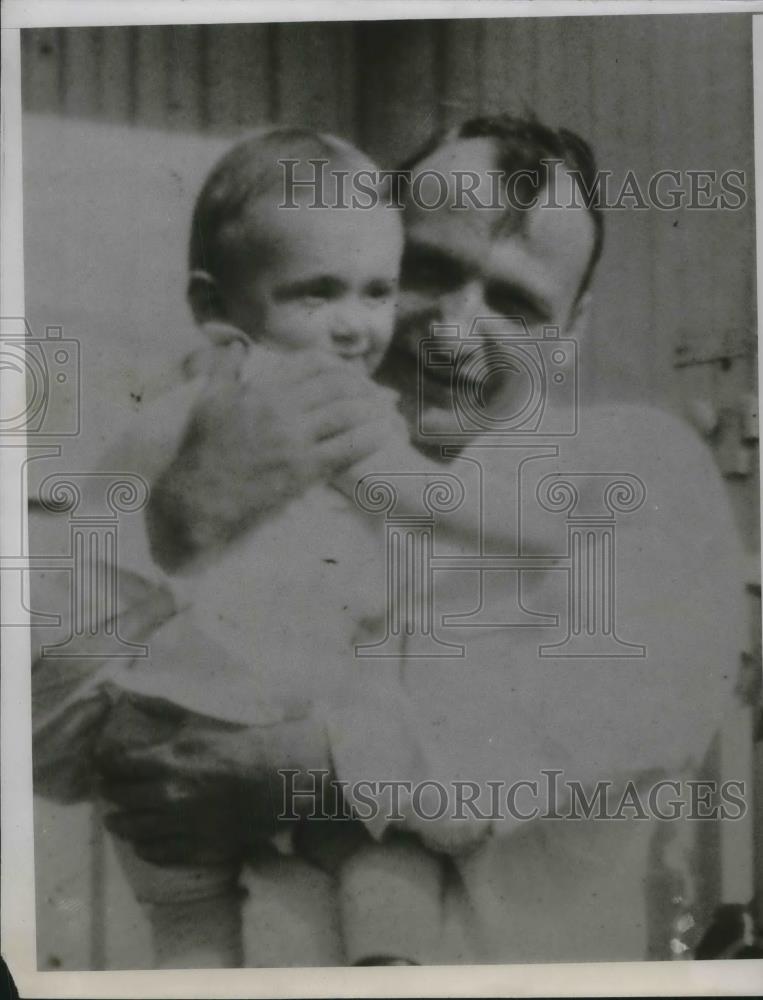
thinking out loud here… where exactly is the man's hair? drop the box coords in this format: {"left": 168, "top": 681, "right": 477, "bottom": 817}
{"left": 189, "top": 126, "right": 376, "bottom": 282}
{"left": 400, "top": 113, "right": 604, "bottom": 302}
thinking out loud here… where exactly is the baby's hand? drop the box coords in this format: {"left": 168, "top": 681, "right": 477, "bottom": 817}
{"left": 149, "top": 344, "right": 399, "bottom": 567}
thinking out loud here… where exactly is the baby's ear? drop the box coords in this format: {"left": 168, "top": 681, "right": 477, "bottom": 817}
{"left": 187, "top": 269, "right": 227, "bottom": 326}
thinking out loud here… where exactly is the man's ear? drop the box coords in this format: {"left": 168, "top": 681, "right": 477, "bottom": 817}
{"left": 567, "top": 289, "right": 591, "bottom": 339}
{"left": 187, "top": 270, "right": 227, "bottom": 326}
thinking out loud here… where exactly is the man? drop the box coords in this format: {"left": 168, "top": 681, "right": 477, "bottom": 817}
{"left": 93, "top": 115, "right": 743, "bottom": 962}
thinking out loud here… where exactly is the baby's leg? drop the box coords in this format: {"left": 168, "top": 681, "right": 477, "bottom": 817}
{"left": 337, "top": 833, "right": 443, "bottom": 966}
{"left": 113, "top": 841, "right": 244, "bottom": 968}
{"left": 101, "top": 695, "right": 245, "bottom": 968}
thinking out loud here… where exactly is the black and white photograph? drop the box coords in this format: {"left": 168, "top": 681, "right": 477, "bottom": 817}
{"left": 1, "top": 1, "right": 762, "bottom": 995}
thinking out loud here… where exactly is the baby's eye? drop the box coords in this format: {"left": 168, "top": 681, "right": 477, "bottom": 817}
{"left": 300, "top": 292, "right": 330, "bottom": 307}
{"left": 275, "top": 277, "right": 343, "bottom": 305}
{"left": 365, "top": 280, "right": 396, "bottom": 301}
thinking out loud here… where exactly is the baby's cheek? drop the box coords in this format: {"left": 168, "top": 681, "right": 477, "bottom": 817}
{"left": 263, "top": 302, "right": 325, "bottom": 350}
{"left": 369, "top": 303, "right": 397, "bottom": 351}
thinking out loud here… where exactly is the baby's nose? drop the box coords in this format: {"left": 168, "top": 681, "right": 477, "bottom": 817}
{"left": 330, "top": 324, "right": 370, "bottom": 358}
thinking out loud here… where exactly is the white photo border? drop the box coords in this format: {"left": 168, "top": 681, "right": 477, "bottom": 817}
{"left": 2, "top": 2, "right": 763, "bottom": 996}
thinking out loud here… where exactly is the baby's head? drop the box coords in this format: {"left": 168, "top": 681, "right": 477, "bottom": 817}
{"left": 188, "top": 127, "right": 403, "bottom": 374}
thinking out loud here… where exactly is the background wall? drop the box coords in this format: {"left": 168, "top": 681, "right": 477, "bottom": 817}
{"left": 20, "top": 14, "right": 760, "bottom": 968}
{"left": 21, "top": 14, "right": 759, "bottom": 542}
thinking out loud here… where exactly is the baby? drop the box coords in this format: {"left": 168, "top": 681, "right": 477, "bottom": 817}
{"left": 36, "top": 127, "right": 447, "bottom": 967}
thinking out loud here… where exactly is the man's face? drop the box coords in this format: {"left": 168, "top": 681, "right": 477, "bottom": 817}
{"left": 379, "top": 137, "right": 596, "bottom": 441}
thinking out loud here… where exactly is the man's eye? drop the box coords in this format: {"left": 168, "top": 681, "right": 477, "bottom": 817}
{"left": 404, "top": 262, "right": 446, "bottom": 291}
{"left": 487, "top": 294, "right": 522, "bottom": 319}
{"left": 484, "top": 285, "right": 546, "bottom": 326}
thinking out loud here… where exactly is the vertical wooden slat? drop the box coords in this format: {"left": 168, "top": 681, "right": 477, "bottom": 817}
{"left": 273, "top": 22, "right": 356, "bottom": 135}
{"left": 482, "top": 17, "right": 538, "bottom": 118}
{"left": 543, "top": 16, "right": 594, "bottom": 136}
{"left": 100, "top": 27, "right": 133, "bottom": 123}
{"left": 691, "top": 13, "right": 728, "bottom": 453}
{"left": 332, "top": 22, "right": 359, "bottom": 141}
{"left": 650, "top": 14, "right": 692, "bottom": 410}
{"left": 583, "top": 15, "right": 656, "bottom": 404}
{"left": 707, "top": 16, "right": 755, "bottom": 344}
{"left": 133, "top": 27, "right": 167, "bottom": 128}
{"left": 203, "top": 24, "right": 241, "bottom": 132}
{"left": 165, "top": 25, "right": 204, "bottom": 131}
{"left": 685, "top": 14, "right": 725, "bottom": 403}
{"left": 573, "top": 15, "right": 609, "bottom": 397}
{"left": 229, "top": 24, "right": 272, "bottom": 131}
{"left": 62, "top": 28, "right": 102, "bottom": 116}
{"left": 532, "top": 16, "right": 570, "bottom": 124}
{"left": 622, "top": 13, "right": 657, "bottom": 405}
{"left": 356, "top": 20, "right": 440, "bottom": 166}
{"left": 440, "top": 18, "right": 484, "bottom": 126}
{"left": 21, "top": 28, "right": 63, "bottom": 112}
{"left": 667, "top": 14, "right": 731, "bottom": 432}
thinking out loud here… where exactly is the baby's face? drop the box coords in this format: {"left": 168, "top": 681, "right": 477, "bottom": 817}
{"left": 222, "top": 195, "right": 403, "bottom": 375}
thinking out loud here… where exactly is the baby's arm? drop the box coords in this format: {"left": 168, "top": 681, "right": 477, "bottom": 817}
{"left": 332, "top": 411, "right": 554, "bottom": 557}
